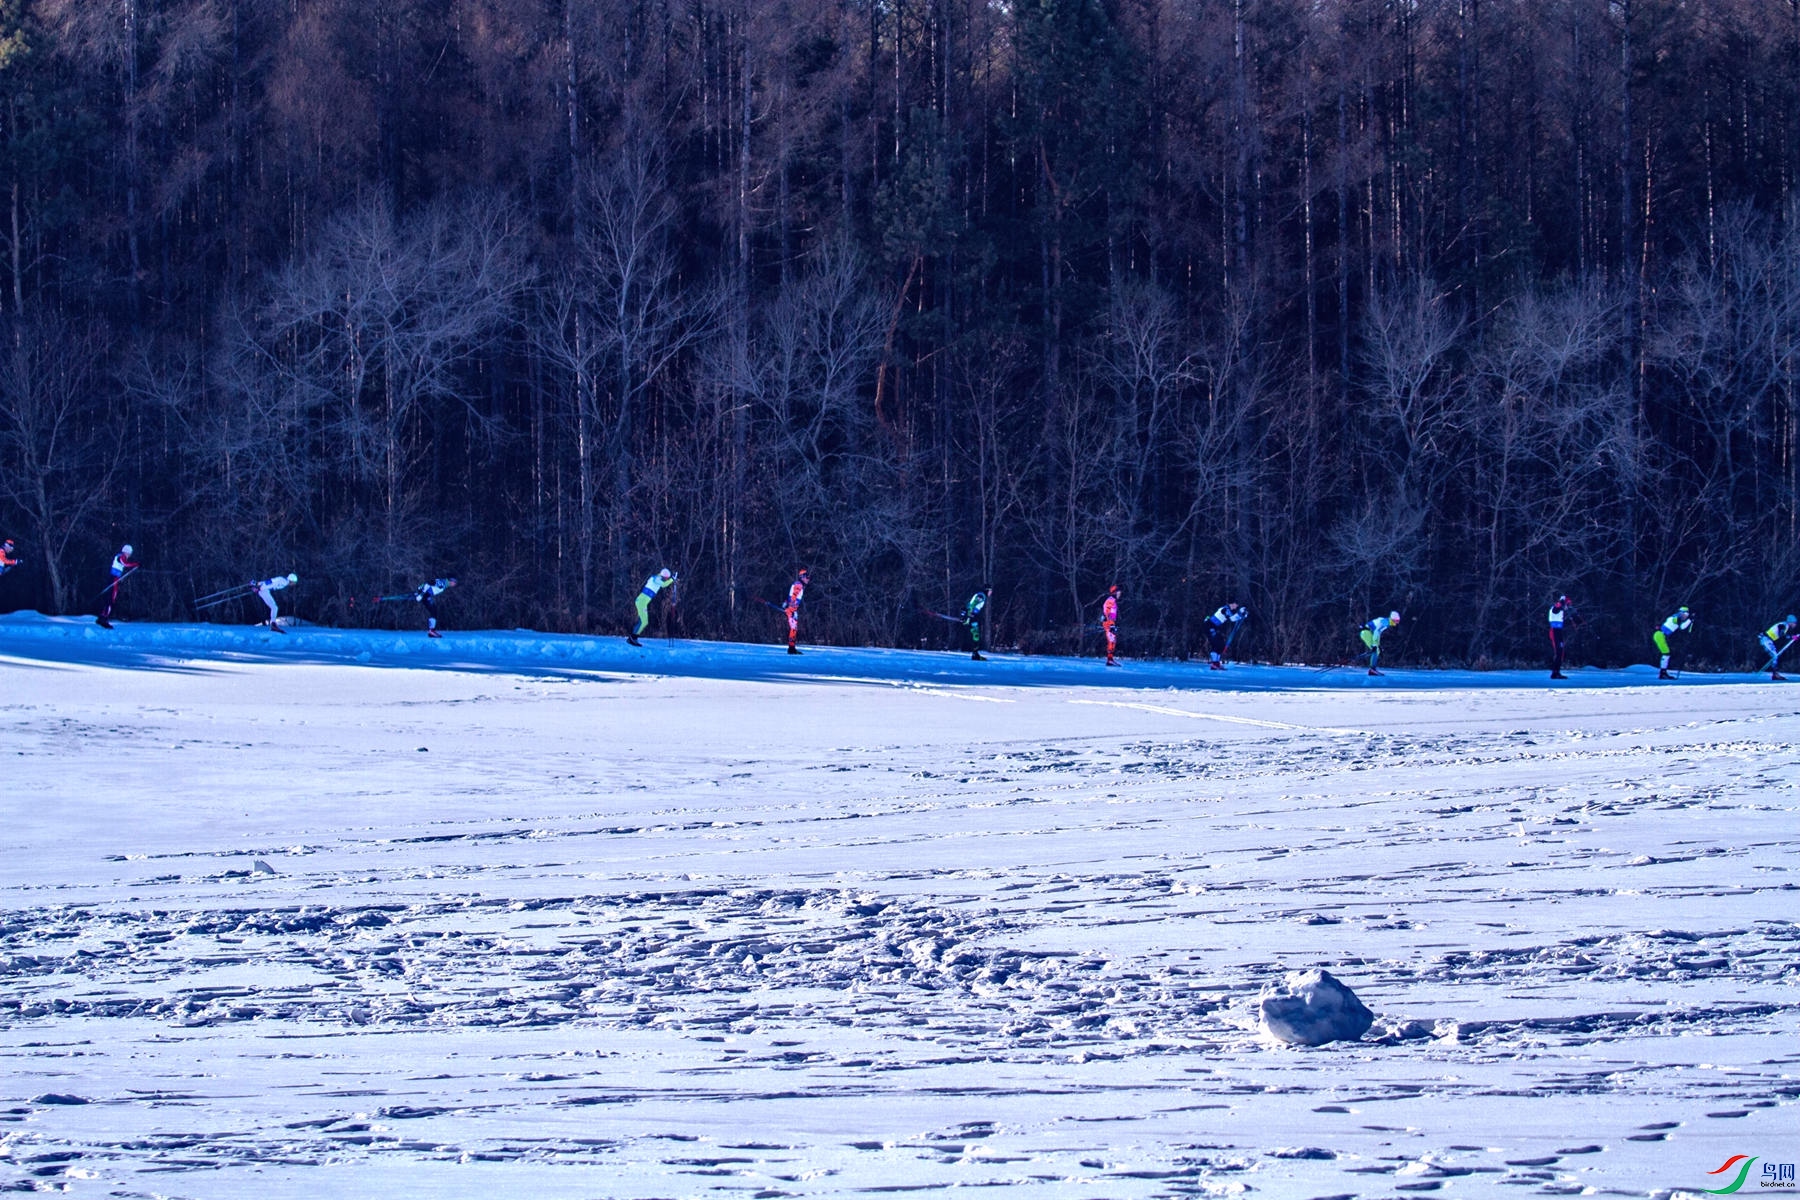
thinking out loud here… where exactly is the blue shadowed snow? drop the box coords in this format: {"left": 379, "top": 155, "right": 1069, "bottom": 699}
{"left": 0, "top": 610, "right": 1769, "bottom": 691}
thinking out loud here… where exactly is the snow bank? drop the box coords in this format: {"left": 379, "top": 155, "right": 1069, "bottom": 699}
{"left": 0, "top": 610, "right": 1763, "bottom": 691}
{"left": 1258, "top": 968, "right": 1376, "bottom": 1046}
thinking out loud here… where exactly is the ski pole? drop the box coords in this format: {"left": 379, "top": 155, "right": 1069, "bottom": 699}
{"left": 88, "top": 567, "right": 137, "bottom": 602}
{"left": 1765, "top": 635, "right": 1798, "bottom": 672}
{"left": 195, "top": 591, "right": 258, "bottom": 611}
{"left": 195, "top": 581, "right": 257, "bottom": 604}
{"left": 1224, "top": 614, "right": 1246, "bottom": 662}
{"left": 195, "top": 584, "right": 258, "bottom": 608}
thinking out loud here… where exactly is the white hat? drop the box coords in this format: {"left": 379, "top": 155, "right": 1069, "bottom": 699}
{"left": 287, "top": 573, "right": 298, "bottom": 584}
{"left": 121, "top": 544, "right": 133, "bottom": 556}
{"left": 1389, "top": 611, "right": 1401, "bottom": 622}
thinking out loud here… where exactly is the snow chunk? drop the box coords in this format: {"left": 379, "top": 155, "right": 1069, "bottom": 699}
{"left": 1258, "top": 969, "right": 1374, "bottom": 1046}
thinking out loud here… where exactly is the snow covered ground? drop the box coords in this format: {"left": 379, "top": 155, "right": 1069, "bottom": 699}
{"left": 1, "top": 612, "right": 1795, "bottom": 1199}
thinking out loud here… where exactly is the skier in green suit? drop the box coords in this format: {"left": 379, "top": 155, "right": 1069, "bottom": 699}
{"left": 627, "top": 568, "right": 678, "bottom": 646}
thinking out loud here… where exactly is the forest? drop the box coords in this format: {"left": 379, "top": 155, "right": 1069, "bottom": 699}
{"left": 0, "top": 0, "right": 1798, "bottom": 666}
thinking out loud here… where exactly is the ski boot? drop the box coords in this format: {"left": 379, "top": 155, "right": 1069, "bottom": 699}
{"left": 1772, "top": 671, "right": 1786, "bottom": 681}
{"left": 1367, "top": 667, "right": 1383, "bottom": 676}
{"left": 626, "top": 634, "right": 641, "bottom": 646}
{"left": 1550, "top": 671, "right": 1566, "bottom": 680}
{"left": 1105, "top": 658, "right": 1118, "bottom": 667}
{"left": 1657, "top": 668, "right": 1673, "bottom": 680}
{"left": 1209, "top": 660, "right": 1225, "bottom": 671}
{"left": 428, "top": 629, "right": 443, "bottom": 639}
{"left": 96, "top": 616, "right": 113, "bottom": 629}
{"left": 787, "top": 644, "right": 802, "bottom": 655}
{"left": 268, "top": 622, "right": 286, "bottom": 635}
{"left": 971, "top": 651, "right": 985, "bottom": 661}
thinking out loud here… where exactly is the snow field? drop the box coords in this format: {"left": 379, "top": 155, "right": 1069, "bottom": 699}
{"left": 0, "top": 615, "right": 1796, "bottom": 1198}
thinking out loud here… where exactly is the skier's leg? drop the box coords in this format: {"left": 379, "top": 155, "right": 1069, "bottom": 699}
{"left": 1104, "top": 623, "right": 1117, "bottom": 663}
{"left": 1654, "top": 630, "right": 1670, "bottom": 673}
{"left": 260, "top": 587, "right": 279, "bottom": 626}
{"left": 787, "top": 609, "right": 800, "bottom": 653}
{"left": 1208, "top": 626, "right": 1225, "bottom": 667}
{"left": 1760, "top": 634, "right": 1780, "bottom": 674}
{"left": 422, "top": 596, "right": 439, "bottom": 633}
{"left": 634, "top": 595, "right": 652, "bottom": 636}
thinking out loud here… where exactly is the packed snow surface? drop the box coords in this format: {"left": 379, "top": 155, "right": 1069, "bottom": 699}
{"left": 1, "top": 612, "right": 1795, "bottom": 1198}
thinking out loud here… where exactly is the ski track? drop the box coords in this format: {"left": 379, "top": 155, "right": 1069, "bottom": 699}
{"left": 0, "top": 622, "right": 1797, "bottom": 1197}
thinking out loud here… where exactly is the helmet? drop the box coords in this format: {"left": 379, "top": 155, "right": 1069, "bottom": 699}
{"left": 1679, "top": 605, "right": 1690, "bottom": 614}
{"left": 1787, "top": 614, "right": 1796, "bottom": 626}
{"left": 1558, "top": 595, "right": 1570, "bottom": 605}
{"left": 1109, "top": 584, "right": 1121, "bottom": 595}
{"left": 798, "top": 568, "right": 810, "bottom": 578}
{"left": 1389, "top": 611, "right": 1401, "bottom": 622}
{"left": 121, "top": 544, "right": 133, "bottom": 556}
{"left": 659, "top": 568, "right": 672, "bottom": 581}
{"left": 287, "top": 573, "right": 298, "bottom": 584}
{"left": 1, "top": 539, "right": 12, "bottom": 551}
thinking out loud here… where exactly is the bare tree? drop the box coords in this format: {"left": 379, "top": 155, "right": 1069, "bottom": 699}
{"left": 0, "top": 313, "right": 124, "bottom": 609}
{"left": 1462, "top": 279, "right": 1635, "bottom": 657}
{"left": 259, "top": 192, "right": 526, "bottom": 575}
{"left": 737, "top": 237, "right": 899, "bottom": 640}
{"left": 952, "top": 331, "right": 1032, "bottom": 605}
{"left": 533, "top": 131, "right": 714, "bottom": 623}
{"left": 1331, "top": 277, "right": 1465, "bottom": 608}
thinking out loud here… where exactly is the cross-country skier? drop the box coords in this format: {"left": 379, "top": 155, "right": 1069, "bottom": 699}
{"left": 415, "top": 577, "right": 457, "bottom": 638}
{"left": 627, "top": 568, "right": 677, "bottom": 646}
{"left": 965, "top": 587, "right": 990, "bottom": 661}
{"left": 0, "top": 538, "right": 18, "bottom": 576}
{"left": 1548, "top": 595, "right": 1575, "bottom": 679}
{"left": 254, "top": 573, "right": 298, "bottom": 632}
{"left": 1206, "top": 601, "right": 1248, "bottom": 670}
{"left": 782, "top": 568, "right": 810, "bottom": 654}
{"left": 97, "top": 544, "right": 138, "bottom": 628}
{"left": 1759, "top": 614, "right": 1797, "bottom": 681}
{"left": 1653, "top": 606, "right": 1691, "bottom": 679}
{"left": 1360, "top": 611, "right": 1401, "bottom": 676}
{"left": 1102, "top": 585, "right": 1121, "bottom": 666}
